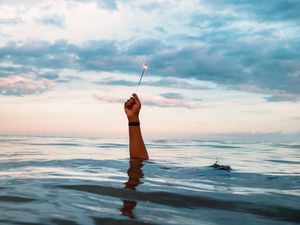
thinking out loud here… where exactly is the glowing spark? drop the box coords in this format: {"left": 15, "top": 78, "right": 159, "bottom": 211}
{"left": 143, "top": 63, "right": 148, "bottom": 70}
{"left": 136, "top": 63, "right": 149, "bottom": 92}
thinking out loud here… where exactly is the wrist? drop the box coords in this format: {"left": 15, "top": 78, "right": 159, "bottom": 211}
{"left": 127, "top": 116, "right": 140, "bottom": 122}
{"left": 128, "top": 121, "right": 140, "bottom": 126}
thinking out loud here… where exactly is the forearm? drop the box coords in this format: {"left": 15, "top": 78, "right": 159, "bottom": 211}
{"left": 128, "top": 118, "right": 149, "bottom": 160}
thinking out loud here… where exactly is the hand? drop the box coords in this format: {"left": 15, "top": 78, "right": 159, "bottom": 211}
{"left": 124, "top": 93, "right": 141, "bottom": 122}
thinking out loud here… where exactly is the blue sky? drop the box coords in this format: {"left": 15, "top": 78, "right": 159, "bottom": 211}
{"left": 0, "top": 0, "right": 299, "bottom": 138}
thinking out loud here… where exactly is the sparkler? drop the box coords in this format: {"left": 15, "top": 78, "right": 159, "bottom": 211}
{"left": 136, "top": 63, "right": 148, "bottom": 92}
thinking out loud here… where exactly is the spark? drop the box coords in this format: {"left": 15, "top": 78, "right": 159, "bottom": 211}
{"left": 136, "top": 63, "right": 148, "bottom": 92}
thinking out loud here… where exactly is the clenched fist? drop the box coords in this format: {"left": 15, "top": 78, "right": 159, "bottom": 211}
{"left": 124, "top": 93, "right": 141, "bottom": 122}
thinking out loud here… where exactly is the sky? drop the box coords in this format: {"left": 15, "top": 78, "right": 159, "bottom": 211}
{"left": 0, "top": 0, "right": 299, "bottom": 139}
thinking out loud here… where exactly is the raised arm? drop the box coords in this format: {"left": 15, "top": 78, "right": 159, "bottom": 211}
{"left": 124, "top": 93, "right": 149, "bottom": 160}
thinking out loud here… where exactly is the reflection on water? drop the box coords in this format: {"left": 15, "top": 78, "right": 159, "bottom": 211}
{"left": 0, "top": 136, "right": 300, "bottom": 225}
{"left": 121, "top": 159, "right": 144, "bottom": 219}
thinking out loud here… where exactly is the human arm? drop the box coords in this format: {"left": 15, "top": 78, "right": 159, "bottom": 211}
{"left": 124, "top": 93, "right": 149, "bottom": 160}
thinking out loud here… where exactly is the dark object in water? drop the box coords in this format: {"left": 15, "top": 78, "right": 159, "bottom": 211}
{"left": 210, "top": 161, "right": 232, "bottom": 171}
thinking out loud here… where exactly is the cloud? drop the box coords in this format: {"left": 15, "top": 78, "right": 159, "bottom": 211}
{"left": 93, "top": 94, "right": 123, "bottom": 103}
{"left": 127, "top": 38, "right": 165, "bottom": 55}
{"left": 230, "top": 84, "right": 300, "bottom": 102}
{"left": 72, "top": 0, "right": 118, "bottom": 10}
{"left": 208, "top": 0, "right": 300, "bottom": 21}
{"left": 97, "top": 0, "right": 118, "bottom": 10}
{"left": 150, "top": 43, "right": 300, "bottom": 96}
{"left": 0, "top": 17, "right": 23, "bottom": 25}
{"left": 97, "top": 77, "right": 212, "bottom": 90}
{"left": 264, "top": 95, "right": 299, "bottom": 102}
{"left": 39, "top": 72, "right": 60, "bottom": 80}
{"left": 0, "top": 65, "right": 33, "bottom": 77}
{"left": 0, "top": 76, "right": 55, "bottom": 96}
{"left": 0, "top": 0, "right": 299, "bottom": 101}
{"left": 36, "top": 16, "right": 65, "bottom": 28}
{"left": 160, "top": 92, "right": 184, "bottom": 99}
{"left": 0, "top": 0, "right": 37, "bottom": 7}
{"left": 143, "top": 97, "right": 199, "bottom": 109}
{"left": 1, "top": 38, "right": 299, "bottom": 99}
{"left": 94, "top": 93, "right": 200, "bottom": 109}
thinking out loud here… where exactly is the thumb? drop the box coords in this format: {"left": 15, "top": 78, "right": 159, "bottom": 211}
{"left": 132, "top": 93, "right": 141, "bottom": 105}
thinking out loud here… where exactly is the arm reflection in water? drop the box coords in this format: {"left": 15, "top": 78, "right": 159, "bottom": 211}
{"left": 121, "top": 94, "right": 149, "bottom": 218}
{"left": 120, "top": 159, "right": 145, "bottom": 218}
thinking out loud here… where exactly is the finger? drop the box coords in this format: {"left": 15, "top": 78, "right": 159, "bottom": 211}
{"left": 132, "top": 93, "right": 141, "bottom": 105}
{"left": 125, "top": 99, "right": 131, "bottom": 107}
{"left": 129, "top": 97, "right": 135, "bottom": 104}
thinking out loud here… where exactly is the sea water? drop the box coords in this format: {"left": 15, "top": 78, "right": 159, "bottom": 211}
{"left": 0, "top": 136, "right": 299, "bottom": 225}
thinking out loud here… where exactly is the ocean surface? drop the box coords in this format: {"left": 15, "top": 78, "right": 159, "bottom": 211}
{"left": 0, "top": 136, "right": 299, "bottom": 225}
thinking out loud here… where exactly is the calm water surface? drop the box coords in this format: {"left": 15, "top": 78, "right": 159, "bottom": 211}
{"left": 0, "top": 136, "right": 299, "bottom": 225}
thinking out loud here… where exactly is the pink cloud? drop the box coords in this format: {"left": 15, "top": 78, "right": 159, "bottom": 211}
{"left": 94, "top": 94, "right": 200, "bottom": 109}
{"left": 0, "top": 76, "right": 55, "bottom": 96}
{"left": 93, "top": 94, "right": 124, "bottom": 103}
{"left": 143, "top": 97, "right": 199, "bottom": 109}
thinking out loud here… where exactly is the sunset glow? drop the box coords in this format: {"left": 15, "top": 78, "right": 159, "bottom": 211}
{"left": 0, "top": 0, "right": 299, "bottom": 139}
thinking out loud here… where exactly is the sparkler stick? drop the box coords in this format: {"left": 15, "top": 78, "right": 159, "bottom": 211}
{"left": 136, "top": 63, "right": 148, "bottom": 92}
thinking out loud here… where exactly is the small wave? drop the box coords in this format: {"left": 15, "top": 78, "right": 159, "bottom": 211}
{"left": 58, "top": 185, "right": 300, "bottom": 223}
{"left": 0, "top": 220, "right": 43, "bottom": 225}
{"left": 0, "top": 195, "right": 35, "bottom": 203}
{"left": 273, "top": 144, "right": 300, "bottom": 149}
{"left": 51, "top": 218, "right": 80, "bottom": 225}
{"left": 93, "top": 217, "right": 157, "bottom": 225}
{"left": 30, "top": 143, "right": 83, "bottom": 147}
{"left": 197, "top": 144, "right": 241, "bottom": 149}
{"left": 0, "top": 158, "right": 122, "bottom": 168}
{"left": 268, "top": 159, "right": 300, "bottom": 165}
{"left": 0, "top": 139, "right": 27, "bottom": 142}
{"left": 97, "top": 143, "right": 127, "bottom": 148}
